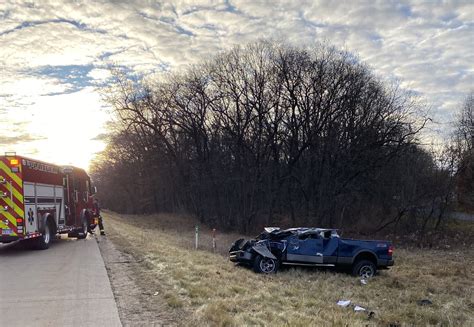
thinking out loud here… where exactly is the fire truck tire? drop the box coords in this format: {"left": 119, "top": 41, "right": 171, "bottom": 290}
{"left": 77, "top": 217, "right": 88, "bottom": 239}
{"left": 35, "top": 220, "right": 53, "bottom": 250}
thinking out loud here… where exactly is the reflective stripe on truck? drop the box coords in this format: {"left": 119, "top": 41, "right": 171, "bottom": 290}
{"left": 0, "top": 156, "right": 25, "bottom": 237}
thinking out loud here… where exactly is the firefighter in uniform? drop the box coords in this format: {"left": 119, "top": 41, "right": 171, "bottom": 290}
{"left": 93, "top": 198, "right": 105, "bottom": 235}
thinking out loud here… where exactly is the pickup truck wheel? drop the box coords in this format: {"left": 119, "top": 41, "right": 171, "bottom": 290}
{"left": 352, "top": 260, "right": 376, "bottom": 278}
{"left": 253, "top": 255, "right": 279, "bottom": 274}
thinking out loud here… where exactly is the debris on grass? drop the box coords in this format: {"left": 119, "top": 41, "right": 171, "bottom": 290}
{"left": 354, "top": 305, "right": 366, "bottom": 311}
{"left": 336, "top": 300, "right": 351, "bottom": 307}
{"left": 337, "top": 300, "right": 375, "bottom": 320}
{"left": 417, "top": 299, "right": 433, "bottom": 306}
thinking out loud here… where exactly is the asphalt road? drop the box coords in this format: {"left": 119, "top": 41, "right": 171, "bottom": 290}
{"left": 0, "top": 234, "right": 121, "bottom": 327}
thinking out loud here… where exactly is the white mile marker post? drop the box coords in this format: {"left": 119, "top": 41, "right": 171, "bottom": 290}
{"left": 195, "top": 225, "right": 199, "bottom": 250}
{"left": 212, "top": 228, "right": 216, "bottom": 252}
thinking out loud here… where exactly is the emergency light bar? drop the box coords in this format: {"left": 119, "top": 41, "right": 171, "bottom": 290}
{"left": 10, "top": 161, "right": 20, "bottom": 172}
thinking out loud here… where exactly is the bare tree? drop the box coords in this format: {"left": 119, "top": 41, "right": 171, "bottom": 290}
{"left": 91, "top": 41, "right": 448, "bottom": 235}
{"left": 453, "top": 92, "right": 474, "bottom": 211}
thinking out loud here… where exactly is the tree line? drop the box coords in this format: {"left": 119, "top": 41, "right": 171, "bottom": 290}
{"left": 90, "top": 41, "right": 470, "bottom": 235}
{"left": 453, "top": 93, "right": 474, "bottom": 212}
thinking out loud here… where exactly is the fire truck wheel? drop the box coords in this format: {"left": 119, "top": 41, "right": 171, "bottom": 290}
{"left": 35, "top": 221, "right": 52, "bottom": 250}
{"left": 77, "top": 217, "right": 88, "bottom": 239}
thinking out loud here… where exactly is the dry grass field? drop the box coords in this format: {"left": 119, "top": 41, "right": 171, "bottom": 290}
{"left": 101, "top": 211, "right": 474, "bottom": 326}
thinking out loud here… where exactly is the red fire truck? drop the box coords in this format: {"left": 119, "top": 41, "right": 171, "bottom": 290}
{"left": 0, "top": 153, "right": 98, "bottom": 249}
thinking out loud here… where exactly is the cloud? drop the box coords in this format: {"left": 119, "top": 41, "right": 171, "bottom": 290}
{"left": 0, "top": 133, "right": 45, "bottom": 146}
{"left": 0, "top": 0, "right": 472, "bottom": 166}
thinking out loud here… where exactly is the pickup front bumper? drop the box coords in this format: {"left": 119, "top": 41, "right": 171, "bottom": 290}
{"left": 229, "top": 250, "right": 253, "bottom": 263}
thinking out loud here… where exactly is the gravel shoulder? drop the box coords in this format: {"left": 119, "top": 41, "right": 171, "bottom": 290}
{"left": 96, "top": 227, "right": 177, "bottom": 326}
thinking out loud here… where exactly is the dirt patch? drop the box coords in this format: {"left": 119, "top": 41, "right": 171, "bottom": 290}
{"left": 96, "top": 229, "right": 179, "bottom": 326}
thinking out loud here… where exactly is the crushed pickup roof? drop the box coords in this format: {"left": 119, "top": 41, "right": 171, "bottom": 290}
{"left": 259, "top": 227, "right": 339, "bottom": 240}
{"left": 263, "top": 227, "right": 338, "bottom": 234}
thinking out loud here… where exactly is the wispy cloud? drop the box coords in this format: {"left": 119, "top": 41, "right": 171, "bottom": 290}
{"left": 0, "top": 133, "right": 45, "bottom": 146}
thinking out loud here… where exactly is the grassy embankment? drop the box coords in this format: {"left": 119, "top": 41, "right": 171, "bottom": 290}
{"left": 103, "top": 211, "right": 473, "bottom": 326}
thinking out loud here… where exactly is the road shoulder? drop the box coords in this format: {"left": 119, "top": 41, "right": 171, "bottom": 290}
{"left": 96, "top": 231, "right": 175, "bottom": 326}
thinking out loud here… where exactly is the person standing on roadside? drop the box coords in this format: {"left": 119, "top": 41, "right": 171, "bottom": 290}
{"left": 93, "top": 198, "right": 105, "bottom": 235}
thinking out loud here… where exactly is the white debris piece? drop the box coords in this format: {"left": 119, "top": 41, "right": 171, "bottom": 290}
{"left": 337, "top": 300, "right": 351, "bottom": 307}
{"left": 354, "top": 305, "right": 366, "bottom": 311}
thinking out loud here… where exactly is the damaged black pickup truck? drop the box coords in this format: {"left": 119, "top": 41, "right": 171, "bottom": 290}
{"left": 229, "top": 227, "right": 394, "bottom": 278}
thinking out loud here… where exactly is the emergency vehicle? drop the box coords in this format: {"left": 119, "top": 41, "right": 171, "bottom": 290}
{"left": 0, "top": 153, "right": 98, "bottom": 249}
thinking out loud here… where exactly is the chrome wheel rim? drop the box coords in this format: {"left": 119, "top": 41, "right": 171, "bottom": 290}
{"left": 260, "top": 258, "right": 276, "bottom": 273}
{"left": 44, "top": 224, "right": 50, "bottom": 244}
{"left": 360, "top": 265, "right": 374, "bottom": 278}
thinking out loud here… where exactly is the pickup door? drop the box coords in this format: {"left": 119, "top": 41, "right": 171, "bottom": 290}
{"left": 285, "top": 234, "right": 340, "bottom": 264}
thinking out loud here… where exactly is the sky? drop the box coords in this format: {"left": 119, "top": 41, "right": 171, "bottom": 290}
{"left": 0, "top": 0, "right": 473, "bottom": 170}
